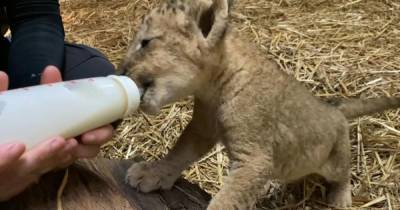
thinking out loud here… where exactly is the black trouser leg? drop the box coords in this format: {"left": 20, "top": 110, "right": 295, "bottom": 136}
{"left": 0, "top": 37, "right": 9, "bottom": 70}
{"left": 1, "top": 41, "right": 115, "bottom": 89}
{"left": 63, "top": 43, "right": 115, "bottom": 80}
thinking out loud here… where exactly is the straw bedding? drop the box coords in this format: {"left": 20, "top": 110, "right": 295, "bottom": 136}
{"left": 60, "top": 0, "right": 400, "bottom": 209}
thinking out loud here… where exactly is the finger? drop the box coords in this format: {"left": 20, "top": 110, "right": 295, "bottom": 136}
{"left": 80, "top": 125, "right": 114, "bottom": 145}
{"left": 55, "top": 153, "right": 73, "bottom": 170}
{"left": 57, "top": 138, "right": 79, "bottom": 168}
{"left": 40, "top": 65, "right": 62, "bottom": 84}
{"left": 0, "top": 143, "right": 25, "bottom": 169}
{"left": 0, "top": 71, "right": 9, "bottom": 91}
{"left": 72, "top": 144, "right": 101, "bottom": 159}
{"left": 19, "top": 137, "right": 67, "bottom": 175}
{"left": 63, "top": 138, "right": 79, "bottom": 153}
{"left": 42, "top": 138, "right": 78, "bottom": 171}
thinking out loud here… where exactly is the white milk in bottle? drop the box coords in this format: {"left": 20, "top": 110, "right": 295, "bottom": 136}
{"left": 0, "top": 75, "right": 140, "bottom": 149}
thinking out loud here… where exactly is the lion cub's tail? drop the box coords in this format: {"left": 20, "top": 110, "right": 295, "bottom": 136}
{"left": 327, "top": 97, "right": 400, "bottom": 119}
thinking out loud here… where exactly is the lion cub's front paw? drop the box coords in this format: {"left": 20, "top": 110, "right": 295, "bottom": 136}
{"left": 327, "top": 182, "right": 352, "bottom": 208}
{"left": 125, "top": 161, "right": 181, "bottom": 193}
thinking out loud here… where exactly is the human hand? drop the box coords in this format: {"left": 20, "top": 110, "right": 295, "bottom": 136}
{"left": 0, "top": 66, "right": 114, "bottom": 201}
{"left": 40, "top": 66, "right": 114, "bottom": 159}
{"left": 0, "top": 68, "right": 76, "bottom": 201}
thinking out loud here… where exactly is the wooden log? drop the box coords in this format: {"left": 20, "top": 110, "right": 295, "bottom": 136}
{"left": 0, "top": 158, "right": 210, "bottom": 210}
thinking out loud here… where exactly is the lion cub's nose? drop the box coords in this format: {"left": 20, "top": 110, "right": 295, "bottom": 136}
{"left": 138, "top": 76, "right": 154, "bottom": 99}
{"left": 136, "top": 74, "right": 154, "bottom": 91}
{"left": 141, "top": 77, "right": 154, "bottom": 89}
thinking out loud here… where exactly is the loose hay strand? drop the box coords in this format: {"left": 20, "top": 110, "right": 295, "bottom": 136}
{"left": 56, "top": 169, "right": 69, "bottom": 210}
{"left": 61, "top": 0, "right": 400, "bottom": 209}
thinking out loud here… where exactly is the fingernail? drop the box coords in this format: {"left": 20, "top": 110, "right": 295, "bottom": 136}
{"left": 51, "top": 138, "right": 58, "bottom": 144}
{"left": 50, "top": 138, "right": 63, "bottom": 149}
{"left": 7, "top": 143, "right": 18, "bottom": 151}
{"left": 1, "top": 143, "right": 24, "bottom": 154}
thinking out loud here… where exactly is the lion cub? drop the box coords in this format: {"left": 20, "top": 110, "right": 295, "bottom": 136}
{"left": 119, "top": 0, "right": 400, "bottom": 209}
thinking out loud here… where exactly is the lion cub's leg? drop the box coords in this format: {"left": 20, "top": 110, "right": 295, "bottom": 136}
{"left": 126, "top": 103, "right": 218, "bottom": 193}
{"left": 318, "top": 133, "right": 352, "bottom": 208}
{"left": 207, "top": 139, "right": 272, "bottom": 210}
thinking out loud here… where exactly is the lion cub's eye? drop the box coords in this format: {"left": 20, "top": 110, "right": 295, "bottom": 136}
{"left": 141, "top": 39, "right": 151, "bottom": 48}
{"left": 137, "top": 36, "right": 161, "bottom": 51}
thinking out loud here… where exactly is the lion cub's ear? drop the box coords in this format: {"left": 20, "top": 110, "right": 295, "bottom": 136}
{"left": 185, "top": 0, "right": 234, "bottom": 48}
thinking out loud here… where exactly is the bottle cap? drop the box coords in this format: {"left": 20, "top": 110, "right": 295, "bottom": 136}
{"left": 108, "top": 75, "right": 140, "bottom": 116}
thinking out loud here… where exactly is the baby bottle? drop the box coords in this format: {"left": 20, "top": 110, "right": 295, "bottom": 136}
{"left": 0, "top": 75, "right": 140, "bottom": 149}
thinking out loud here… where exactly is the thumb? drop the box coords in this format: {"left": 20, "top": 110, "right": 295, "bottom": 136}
{"left": 40, "top": 66, "right": 63, "bottom": 84}
{"left": 0, "top": 71, "right": 9, "bottom": 91}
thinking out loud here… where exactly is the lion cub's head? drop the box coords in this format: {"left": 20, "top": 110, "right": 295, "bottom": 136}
{"left": 119, "top": 0, "right": 233, "bottom": 114}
